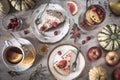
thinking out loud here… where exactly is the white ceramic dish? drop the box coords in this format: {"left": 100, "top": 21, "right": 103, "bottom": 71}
{"left": 2, "top": 38, "right": 36, "bottom": 72}
{"left": 31, "top": 3, "right": 70, "bottom": 43}
{"left": 48, "top": 44, "right": 85, "bottom": 80}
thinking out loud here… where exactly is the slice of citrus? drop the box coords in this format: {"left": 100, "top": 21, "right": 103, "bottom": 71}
{"left": 66, "top": 1, "right": 78, "bottom": 15}
{"left": 85, "top": 10, "right": 93, "bottom": 24}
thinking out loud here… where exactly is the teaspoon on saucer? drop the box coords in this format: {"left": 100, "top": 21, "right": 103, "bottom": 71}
{"left": 9, "top": 32, "right": 29, "bottom": 53}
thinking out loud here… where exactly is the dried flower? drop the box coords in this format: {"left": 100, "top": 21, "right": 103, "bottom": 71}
{"left": 70, "top": 23, "right": 81, "bottom": 42}
{"left": 29, "top": 64, "right": 48, "bottom": 80}
{"left": 8, "top": 71, "right": 20, "bottom": 77}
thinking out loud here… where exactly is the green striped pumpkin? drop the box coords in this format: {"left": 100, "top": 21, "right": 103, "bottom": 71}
{"left": 9, "top": 0, "right": 35, "bottom": 11}
{"left": 98, "top": 24, "right": 120, "bottom": 51}
{"left": 0, "top": 0, "right": 10, "bottom": 16}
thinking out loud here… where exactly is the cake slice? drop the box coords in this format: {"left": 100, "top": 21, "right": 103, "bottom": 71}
{"left": 40, "top": 10, "right": 65, "bottom": 33}
{"left": 54, "top": 50, "right": 72, "bottom": 76}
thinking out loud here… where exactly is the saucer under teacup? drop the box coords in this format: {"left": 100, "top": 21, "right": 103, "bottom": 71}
{"left": 2, "top": 38, "right": 36, "bottom": 72}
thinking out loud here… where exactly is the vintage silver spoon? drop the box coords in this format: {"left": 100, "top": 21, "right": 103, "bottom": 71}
{"left": 9, "top": 32, "right": 29, "bottom": 53}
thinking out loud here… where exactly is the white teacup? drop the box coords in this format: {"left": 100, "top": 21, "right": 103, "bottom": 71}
{"left": 2, "top": 40, "right": 26, "bottom": 71}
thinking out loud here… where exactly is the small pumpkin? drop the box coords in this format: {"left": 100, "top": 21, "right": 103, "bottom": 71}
{"left": 0, "top": 0, "right": 10, "bottom": 16}
{"left": 89, "top": 66, "right": 107, "bottom": 80}
{"left": 98, "top": 24, "right": 120, "bottom": 51}
{"left": 9, "top": 0, "right": 35, "bottom": 11}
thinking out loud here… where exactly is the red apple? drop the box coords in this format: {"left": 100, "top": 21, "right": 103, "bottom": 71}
{"left": 113, "top": 67, "right": 120, "bottom": 80}
{"left": 105, "top": 51, "right": 120, "bottom": 66}
{"left": 87, "top": 46, "right": 102, "bottom": 61}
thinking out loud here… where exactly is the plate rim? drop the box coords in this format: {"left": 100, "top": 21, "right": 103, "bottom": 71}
{"left": 47, "top": 44, "right": 86, "bottom": 80}
{"left": 31, "top": 3, "right": 70, "bottom": 44}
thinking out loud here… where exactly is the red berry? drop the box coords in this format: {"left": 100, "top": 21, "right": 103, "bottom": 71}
{"left": 13, "top": 18, "right": 18, "bottom": 22}
{"left": 52, "top": 22, "right": 58, "bottom": 27}
{"left": 10, "top": 18, "right": 18, "bottom": 23}
{"left": 12, "top": 25, "right": 16, "bottom": 30}
{"left": 91, "top": 6, "right": 97, "bottom": 12}
{"left": 82, "top": 40, "right": 86, "bottom": 44}
{"left": 10, "top": 19, "right": 15, "bottom": 23}
{"left": 99, "top": 14, "right": 104, "bottom": 19}
{"left": 86, "top": 36, "right": 91, "bottom": 41}
{"left": 97, "top": 9, "right": 102, "bottom": 15}
{"left": 13, "top": 21, "right": 18, "bottom": 26}
{"left": 54, "top": 31, "right": 58, "bottom": 36}
{"left": 24, "top": 30, "right": 29, "bottom": 35}
{"left": 7, "top": 23, "right": 12, "bottom": 29}
{"left": 40, "top": 26, "right": 46, "bottom": 32}
{"left": 58, "top": 51, "right": 62, "bottom": 55}
{"left": 58, "top": 60, "right": 67, "bottom": 68}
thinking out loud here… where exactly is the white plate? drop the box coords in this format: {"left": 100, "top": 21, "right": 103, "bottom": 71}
{"left": 2, "top": 38, "right": 36, "bottom": 72}
{"left": 31, "top": 3, "right": 70, "bottom": 43}
{"left": 48, "top": 44, "right": 86, "bottom": 80}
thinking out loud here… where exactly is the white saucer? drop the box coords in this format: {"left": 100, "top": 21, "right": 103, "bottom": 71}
{"left": 2, "top": 38, "right": 36, "bottom": 72}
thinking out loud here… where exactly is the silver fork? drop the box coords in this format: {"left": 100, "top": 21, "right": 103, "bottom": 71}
{"left": 72, "top": 46, "right": 81, "bottom": 72}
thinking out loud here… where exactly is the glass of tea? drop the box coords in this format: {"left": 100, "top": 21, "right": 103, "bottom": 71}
{"left": 38, "top": 44, "right": 49, "bottom": 56}
{"left": 79, "top": 5, "right": 106, "bottom": 31}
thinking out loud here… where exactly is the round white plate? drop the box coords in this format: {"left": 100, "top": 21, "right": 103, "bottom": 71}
{"left": 31, "top": 3, "right": 70, "bottom": 43}
{"left": 2, "top": 38, "right": 36, "bottom": 72}
{"left": 48, "top": 44, "right": 86, "bottom": 80}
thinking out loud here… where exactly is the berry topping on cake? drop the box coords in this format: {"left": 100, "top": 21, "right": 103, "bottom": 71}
{"left": 54, "top": 50, "right": 73, "bottom": 76}
{"left": 39, "top": 10, "right": 65, "bottom": 33}
{"left": 58, "top": 60, "right": 67, "bottom": 68}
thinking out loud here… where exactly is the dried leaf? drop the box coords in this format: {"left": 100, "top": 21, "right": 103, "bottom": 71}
{"left": 70, "top": 23, "right": 81, "bottom": 42}
{"left": 29, "top": 64, "right": 48, "bottom": 80}
{"left": 8, "top": 71, "right": 20, "bottom": 77}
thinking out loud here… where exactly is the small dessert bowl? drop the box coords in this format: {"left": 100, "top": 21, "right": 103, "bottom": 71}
{"left": 2, "top": 14, "right": 23, "bottom": 32}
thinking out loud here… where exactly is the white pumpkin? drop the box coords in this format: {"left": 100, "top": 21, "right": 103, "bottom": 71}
{"left": 9, "top": 0, "right": 35, "bottom": 11}
{"left": 0, "top": 0, "right": 10, "bottom": 16}
{"left": 98, "top": 24, "right": 120, "bottom": 51}
{"left": 89, "top": 66, "right": 107, "bottom": 80}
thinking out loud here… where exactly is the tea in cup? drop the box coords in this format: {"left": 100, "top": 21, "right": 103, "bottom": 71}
{"left": 2, "top": 40, "right": 26, "bottom": 67}
{"left": 3, "top": 46, "right": 24, "bottom": 65}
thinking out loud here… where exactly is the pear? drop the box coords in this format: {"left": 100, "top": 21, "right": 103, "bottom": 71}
{"left": 109, "top": 1, "right": 120, "bottom": 16}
